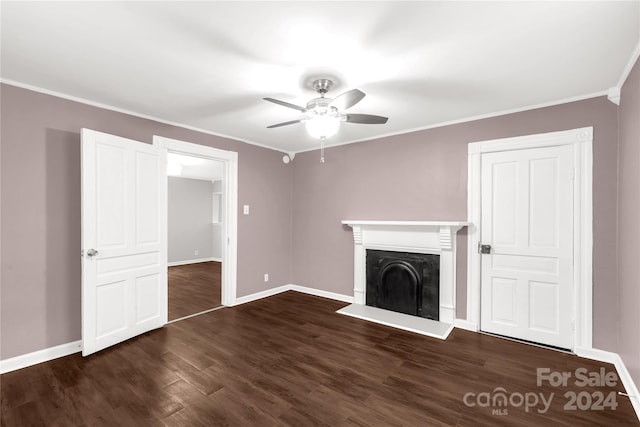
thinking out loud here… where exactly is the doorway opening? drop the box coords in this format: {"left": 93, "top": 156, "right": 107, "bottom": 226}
{"left": 153, "top": 136, "right": 238, "bottom": 319}
{"left": 166, "top": 153, "right": 225, "bottom": 321}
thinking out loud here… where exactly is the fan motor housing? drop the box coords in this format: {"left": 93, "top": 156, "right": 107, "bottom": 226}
{"left": 313, "top": 78, "right": 333, "bottom": 95}
{"left": 306, "top": 98, "right": 339, "bottom": 118}
{"left": 306, "top": 97, "right": 330, "bottom": 110}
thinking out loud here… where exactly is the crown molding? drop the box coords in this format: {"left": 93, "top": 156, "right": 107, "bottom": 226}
{"left": 292, "top": 90, "right": 608, "bottom": 155}
{"left": 617, "top": 41, "right": 640, "bottom": 89}
{"left": 607, "top": 87, "right": 621, "bottom": 105}
{"left": 0, "top": 79, "right": 288, "bottom": 155}
{"left": 0, "top": 78, "right": 613, "bottom": 156}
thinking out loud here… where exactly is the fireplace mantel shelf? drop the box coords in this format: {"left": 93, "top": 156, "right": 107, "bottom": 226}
{"left": 342, "top": 220, "right": 470, "bottom": 228}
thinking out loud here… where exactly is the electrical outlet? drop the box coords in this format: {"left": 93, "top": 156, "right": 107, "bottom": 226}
{"left": 243, "top": 205, "right": 250, "bottom": 215}
{"left": 195, "top": 249, "right": 199, "bottom": 256}
{"left": 264, "top": 273, "right": 269, "bottom": 282}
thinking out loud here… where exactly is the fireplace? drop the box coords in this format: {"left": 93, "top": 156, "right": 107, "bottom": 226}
{"left": 339, "top": 220, "right": 468, "bottom": 339}
{"left": 366, "top": 250, "right": 440, "bottom": 320}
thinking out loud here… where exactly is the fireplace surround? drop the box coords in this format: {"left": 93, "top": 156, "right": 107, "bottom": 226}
{"left": 339, "top": 220, "right": 468, "bottom": 339}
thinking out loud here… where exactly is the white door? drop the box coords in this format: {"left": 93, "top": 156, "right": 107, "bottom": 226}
{"left": 480, "top": 145, "right": 573, "bottom": 349}
{"left": 81, "top": 129, "right": 167, "bottom": 356}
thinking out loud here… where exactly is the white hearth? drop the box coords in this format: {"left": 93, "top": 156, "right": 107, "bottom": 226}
{"left": 339, "top": 220, "right": 469, "bottom": 339}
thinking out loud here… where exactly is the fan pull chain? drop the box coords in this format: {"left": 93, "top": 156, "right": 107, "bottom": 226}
{"left": 320, "top": 136, "right": 325, "bottom": 163}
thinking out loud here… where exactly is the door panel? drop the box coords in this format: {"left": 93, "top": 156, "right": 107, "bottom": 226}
{"left": 96, "top": 144, "right": 127, "bottom": 248}
{"left": 529, "top": 281, "right": 559, "bottom": 332}
{"left": 136, "top": 151, "right": 160, "bottom": 245}
{"left": 491, "top": 162, "right": 518, "bottom": 246}
{"left": 529, "top": 157, "right": 559, "bottom": 247}
{"left": 480, "top": 145, "right": 573, "bottom": 348}
{"left": 82, "top": 128, "right": 167, "bottom": 356}
{"left": 491, "top": 277, "right": 517, "bottom": 325}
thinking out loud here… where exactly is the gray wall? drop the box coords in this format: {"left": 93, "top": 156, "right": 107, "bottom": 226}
{"left": 168, "top": 177, "right": 214, "bottom": 264}
{"left": 618, "top": 56, "right": 640, "bottom": 387}
{"left": 0, "top": 84, "right": 293, "bottom": 360}
{"left": 291, "top": 96, "right": 619, "bottom": 352}
{"left": 1, "top": 80, "right": 634, "bottom": 364}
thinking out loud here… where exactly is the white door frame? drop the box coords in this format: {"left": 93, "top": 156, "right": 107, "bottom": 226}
{"left": 466, "top": 126, "right": 593, "bottom": 352}
{"left": 153, "top": 136, "right": 238, "bottom": 307}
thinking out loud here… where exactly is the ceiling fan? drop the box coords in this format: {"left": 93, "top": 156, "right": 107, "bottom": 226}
{"left": 263, "top": 79, "right": 388, "bottom": 140}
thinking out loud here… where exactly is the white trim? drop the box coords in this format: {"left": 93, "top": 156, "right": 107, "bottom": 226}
{"left": 231, "top": 285, "right": 291, "bottom": 306}
{"left": 0, "top": 79, "right": 286, "bottom": 154}
{"left": 454, "top": 319, "right": 479, "bottom": 332}
{"left": 167, "top": 257, "right": 219, "bottom": 267}
{"left": 617, "top": 41, "right": 640, "bottom": 89}
{"left": 168, "top": 305, "right": 225, "bottom": 323}
{"left": 292, "top": 91, "right": 607, "bottom": 154}
{"left": 466, "top": 127, "right": 593, "bottom": 352}
{"left": 0, "top": 341, "right": 82, "bottom": 374}
{"left": 1, "top": 79, "right": 607, "bottom": 157}
{"left": 288, "top": 285, "right": 354, "bottom": 303}
{"left": 574, "top": 347, "right": 619, "bottom": 364}
{"left": 341, "top": 220, "right": 469, "bottom": 227}
{"left": 606, "top": 42, "right": 640, "bottom": 106}
{"left": 153, "top": 136, "right": 238, "bottom": 307}
{"left": 575, "top": 347, "right": 640, "bottom": 422}
{"left": 607, "top": 87, "right": 621, "bottom": 105}
{"left": 231, "top": 284, "right": 354, "bottom": 307}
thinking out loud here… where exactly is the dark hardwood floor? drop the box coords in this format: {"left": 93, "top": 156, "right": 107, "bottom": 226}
{"left": 1, "top": 291, "right": 638, "bottom": 426}
{"left": 168, "top": 261, "right": 221, "bottom": 321}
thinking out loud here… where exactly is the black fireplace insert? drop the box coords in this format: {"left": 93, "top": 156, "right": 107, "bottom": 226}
{"left": 366, "top": 250, "right": 440, "bottom": 320}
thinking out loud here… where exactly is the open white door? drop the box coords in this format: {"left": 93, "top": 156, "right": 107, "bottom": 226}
{"left": 81, "top": 129, "right": 167, "bottom": 356}
{"left": 480, "top": 144, "right": 574, "bottom": 349}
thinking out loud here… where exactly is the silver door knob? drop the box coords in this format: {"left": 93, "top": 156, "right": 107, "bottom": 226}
{"left": 478, "top": 244, "right": 491, "bottom": 254}
{"left": 86, "top": 249, "right": 99, "bottom": 258}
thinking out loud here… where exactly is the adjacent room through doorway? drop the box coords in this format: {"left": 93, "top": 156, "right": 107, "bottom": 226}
{"left": 167, "top": 152, "right": 225, "bottom": 321}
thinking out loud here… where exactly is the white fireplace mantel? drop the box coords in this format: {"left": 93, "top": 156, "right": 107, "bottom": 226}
{"left": 340, "top": 220, "right": 469, "bottom": 339}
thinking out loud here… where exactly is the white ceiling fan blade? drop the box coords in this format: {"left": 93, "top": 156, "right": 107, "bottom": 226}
{"left": 330, "top": 89, "right": 365, "bottom": 111}
{"left": 263, "top": 97, "right": 307, "bottom": 112}
{"left": 267, "top": 119, "right": 302, "bottom": 129}
{"left": 345, "top": 114, "right": 388, "bottom": 124}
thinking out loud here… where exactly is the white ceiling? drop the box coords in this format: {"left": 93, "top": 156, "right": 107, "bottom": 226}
{"left": 2, "top": 2, "right": 638, "bottom": 154}
{"left": 168, "top": 152, "right": 223, "bottom": 182}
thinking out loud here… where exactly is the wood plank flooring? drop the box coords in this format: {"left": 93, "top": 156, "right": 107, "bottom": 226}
{"left": 1, "top": 291, "right": 638, "bottom": 426}
{"left": 168, "top": 261, "right": 221, "bottom": 321}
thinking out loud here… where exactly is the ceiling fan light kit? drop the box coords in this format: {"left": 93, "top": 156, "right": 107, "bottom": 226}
{"left": 305, "top": 114, "right": 341, "bottom": 139}
{"left": 264, "top": 78, "right": 389, "bottom": 162}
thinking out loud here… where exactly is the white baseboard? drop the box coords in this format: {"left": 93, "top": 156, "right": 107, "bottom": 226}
{"left": 288, "top": 285, "right": 354, "bottom": 303}
{"left": 168, "top": 257, "right": 219, "bottom": 267}
{"left": 0, "top": 340, "right": 82, "bottom": 374}
{"left": 231, "top": 284, "right": 354, "bottom": 307}
{"left": 454, "top": 319, "right": 479, "bottom": 332}
{"left": 231, "top": 285, "right": 291, "bottom": 306}
{"left": 575, "top": 347, "right": 640, "bottom": 421}
{"left": 574, "top": 346, "right": 619, "bottom": 364}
